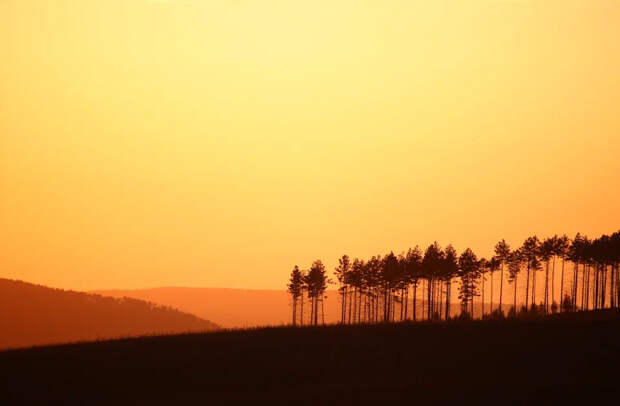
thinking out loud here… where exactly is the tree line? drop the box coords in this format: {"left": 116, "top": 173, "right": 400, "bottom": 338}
{"left": 287, "top": 230, "right": 620, "bottom": 325}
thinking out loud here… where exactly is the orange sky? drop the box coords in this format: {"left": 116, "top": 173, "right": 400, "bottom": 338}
{"left": 1, "top": 0, "right": 619, "bottom": 290}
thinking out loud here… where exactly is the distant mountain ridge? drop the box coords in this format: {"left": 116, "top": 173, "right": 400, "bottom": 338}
{"left": 0, "top": 278, "right": 219, "bottom": 350}
{"left": 94, "top": 287, "right": 304, "bottom": 328}
{"left": 93, "top": 287, "right": 508, "bottom": 328}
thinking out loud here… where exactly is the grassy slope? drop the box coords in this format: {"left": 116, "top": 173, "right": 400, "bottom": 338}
{"left": 2, "top": 310, "right": 618, "bottom": 405}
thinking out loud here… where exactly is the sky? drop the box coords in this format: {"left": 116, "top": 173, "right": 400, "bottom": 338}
{"left": 1, "top": 0, "right": 619, "bottom": 290}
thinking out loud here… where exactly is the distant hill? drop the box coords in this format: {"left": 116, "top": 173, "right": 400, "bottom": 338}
{"left": 0, "top": 278, "right": 218, "bottom": 349}
{"left": 94, "top": 287, "right": 341, "bottom": 328}
{"left": 94, "top": 287, "right": 509, "bottom": 328}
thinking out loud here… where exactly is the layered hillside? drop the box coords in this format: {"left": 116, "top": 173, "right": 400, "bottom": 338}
{"left": 0, "top": 278, "right": 218, "bottom": 349}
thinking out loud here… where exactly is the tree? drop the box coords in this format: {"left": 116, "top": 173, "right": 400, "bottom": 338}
{"left": 568, "top": 234, "right": 587, "bottom": 311}
{"left": 442, "top": 245, "right": 459, "bottom": 320}
{"left": 422, "top": 242, "right": 444, "bottom": 320}
{"left": 458, "top": 248, "right": 481, "bottom": 318}
{"left": 494, "top": 239, "right": 511, "bottom": 315}
{"left": 540, "top": 237, "right": 555, "bottom": 314}
{"left": 287, "top": 266, "right": 304, "bottom": 326}
{"left": 555, "top": 235, "right": 570, "bottom": 312}
{"left": 507, "top": 249, "right": 522, "bottom": 316}
{"left": 304, "top": 260, "right": 329, "bottom": 326}
{"left": 381, "top": 252, "right": 401, "bottom": 322}
{"left": 403, "top": 247, "right": 422, "bottom": 321}
{"left": 521, "top": 236, "right": 541, "bottom": 311}
{"left": 485, "top": 257, "right": 500, "bottom": 315}
{"left": 334, "top": 255, "right": 351, "bottom": 324}
{"left": 478, "top": 258, "right": 488, "bottom": 317}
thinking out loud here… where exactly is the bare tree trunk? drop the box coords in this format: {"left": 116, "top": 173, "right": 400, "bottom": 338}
{"left": 532, "top": 266, "right": 536, "bottom": 308}
{"left": 445, "top": 280, "right": 450, "bottom": 320}
{"left": 499, "top": 263, "right": 504, "bottom": 315}
{"left": 490, "top": 271, "right": 494, "bottom": 315}
{"left": 581, "top": 263, "right": 586, "bottom": 311}
{"left": 421, "top": 280, "right": 425, "bottom": 321}
{"left": 572, "top": 262, "right": 578, "bottom": 311}
{"left": 525, "top": 265, "right": 531, "bottom": 311}
{"left": 560, "top": 259, "right": 565, "bottom": 312}
{"left": 359, "top": 290, "right": 363, "bottom": 323}
{"left": 406, "top": 286, "right": 410, "bottom": 320}
{"left": 315, "top": 295, "right": 319, "bottom": 325}
{"left": 513, "top": 273, "right": 518, "bottom": 316}
{"left": 321, "top": 296, "right": 325, "bottom": 325}
{"left": 413, "top": 283, "right": 418, "bottom": 321}
{"left": 427, "top": 279, "right": 432, "bottom": 320}
{"left": 400, "top": 288, "right": 405, "bottom": 321}
{"left": 551, "top": 256, "right": 556, "bottom": 307}
{"left": 300, "top": 290, "right": 304, "bottom": 326}
{"left": 353, "top": 287, "right": 358, "bottom": 324}
{"left": 309, "top": 296, "right": 313, "bottom": 326}
{"left": 481, "top": 274, "right": 485, "bottom": 318}
{"left": 544, "top": 261, "right": 550, "bottom": 314}
{"left": 341, "top": 287, "right": 347, "bottom": 324}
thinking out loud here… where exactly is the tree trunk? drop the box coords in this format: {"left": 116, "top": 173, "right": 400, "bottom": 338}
{"left": 490, "top": 271, "right": 494, "bottom": 315}
{"left": 544, "top": 261, "right": 550, "bottom": 314}
{"left": 445, "top": 280, "right": 450, "bottom": 320}
{"left": 341, "top": 287, "right": 347, "bottom": 324}
{"left": 551, "top": 256, "right": 556, "bottom": 308}
{"left": 413, "top": 283, "right": 418, "bottom": 321}
{"left": 315, "top": 295, "right": 319, "bottom": 325}
{"left": 427, "top": 279, "right": 432, "bottom": 320}
{"left": 581, "top": 263, "right": 586, "bottom": 311}
{"left": 531, "top": 266, "right": 536, "bottom": 308}
{"left": 525, "top": 265, "right": 531, "bottom": 311}
{"left": 481, "top": 274, "right": 485, "bottom": 317}
{"left": 499, "top": 263, "right": 504, "bottom": 315}
{"left": 404, "top": 287, "right": 409, "bottom": 320}
{"left": 560, "top": 259, "right": 565, "bottom": 312}
{"left": 513, "top": 273, "right": 518, "bottom": 316}
{"left": 300, "top": 290, "right": 304, "bottom": 326}
{"left": 572, "top": 262, "right": 578, "bottom": 311}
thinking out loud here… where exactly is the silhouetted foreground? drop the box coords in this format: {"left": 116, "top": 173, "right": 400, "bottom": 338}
{"left": 0, "top": 278, "right": 219, "bottom": 349}
{"left": 2, "top": 310, "right": 618, "bottom": 405}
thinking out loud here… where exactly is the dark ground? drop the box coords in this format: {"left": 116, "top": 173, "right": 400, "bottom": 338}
{"left": 2, "top": 309, "right": 619, "bottom": 405}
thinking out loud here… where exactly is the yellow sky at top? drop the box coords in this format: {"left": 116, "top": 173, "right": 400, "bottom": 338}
{"left": 1, "top": 0, "right": 619, "bottom": 290}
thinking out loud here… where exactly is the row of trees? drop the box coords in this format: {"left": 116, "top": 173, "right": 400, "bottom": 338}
{"left": 287, "top": 230, "right": 620, "bottom": 325}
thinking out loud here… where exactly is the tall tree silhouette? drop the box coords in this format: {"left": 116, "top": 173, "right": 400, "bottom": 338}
{"left": 404, "top": 247, "right": 422, "bottom": 321}
{"left": 568, "top": 234, "right": 587, "bottom": 311}
{"left": 458, "top": 248, "right": 480, "bottom": 318}
{"left": 540, "top": 238, "right": 554, "bottom": 314}
{"left": 555, "top": 235, "right": 570, "bottom": 312}
{"left": 422, "top": 242, "right": 444, "bottom": 320}
{"left": 304, "top": 260, "right": 329, "bottom": 326}
{"left": 442, "top": 245, "right": 459, "bottom": 320}
{"left": 507, "top": 249, "right": 523, "bottom": 316}
{"left": 494, "top": 239, "right": 511, "bottom": 315}
{"left": 521, "top": 236, "right": 541, "bottom": 311}
{"left": 478, "top": 258, "right": 488, "bottom": 317}
{"left": 334, "top": 255, "right": 351, "bottom": 324}
{"left": 485, "top": 257, "right": 500, "bottom": 316}
{"left": 287, "top": 266, "right": 304, "bottom": 326}
{"left": 381, "top": 252, "right": 401, "bottom": 322}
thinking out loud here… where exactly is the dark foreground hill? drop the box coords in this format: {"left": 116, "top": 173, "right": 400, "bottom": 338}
{"left": 2, "top": 310, "right": 618, "bottom": 405}
{"left": 0, "top": 278, "right": 218, "bottom": 349}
